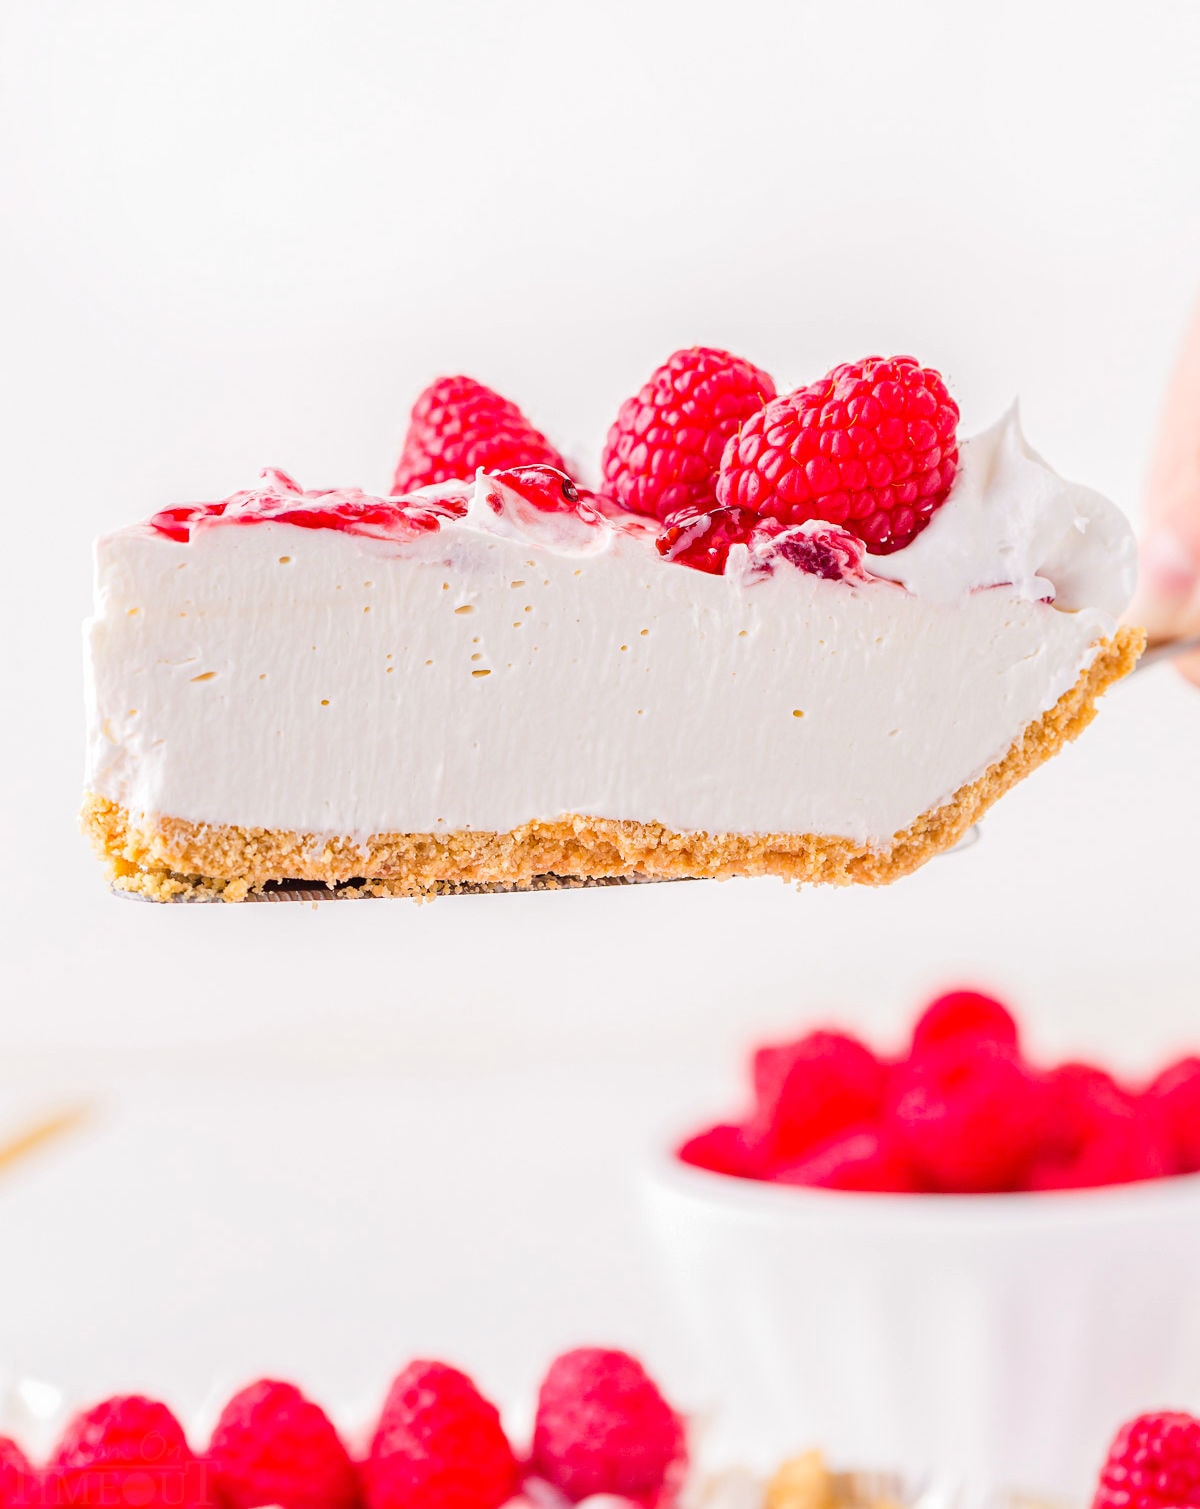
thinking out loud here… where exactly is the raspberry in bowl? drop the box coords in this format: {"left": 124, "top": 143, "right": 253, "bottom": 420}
{"left": 642, "top": 990, "right": 1200, "bottom": 1501}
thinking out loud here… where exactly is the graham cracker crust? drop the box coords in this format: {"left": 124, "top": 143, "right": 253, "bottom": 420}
{"left": 83, "top": 626, "right": 1144, "bottom": 903}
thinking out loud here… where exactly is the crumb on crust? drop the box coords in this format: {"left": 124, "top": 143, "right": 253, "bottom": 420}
{"left": 81, "top": 626, "right": 1144, "bottom": 902}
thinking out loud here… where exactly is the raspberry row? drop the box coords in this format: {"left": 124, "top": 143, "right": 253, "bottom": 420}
{"left": 392, "top": 348, "right": 961, "bottom": 568}
{"left": 0, "top": 1348, "right": 682, "bottom": 1509}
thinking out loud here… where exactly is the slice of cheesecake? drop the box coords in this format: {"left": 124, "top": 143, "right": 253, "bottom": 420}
{"left": 82, "top": 394, "right": 1139, "bottom": 902}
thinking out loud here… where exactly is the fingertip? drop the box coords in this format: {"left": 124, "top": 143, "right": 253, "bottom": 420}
{"left": 1176, "top": 647, "right": 1200, "bottom": 690}
{"left": 1143, "top": 524, "right": 1200, "bottom": 595}
{"left": 1129, "top": 525, "right": 1200, "bottom": 640}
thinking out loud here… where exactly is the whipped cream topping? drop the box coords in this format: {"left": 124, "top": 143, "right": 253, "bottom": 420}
{"left": 864, "top": 407, "right": 1136, "bottom": 617}
{"left": 85, "top": 408, "right": 1136, "bottom": 848}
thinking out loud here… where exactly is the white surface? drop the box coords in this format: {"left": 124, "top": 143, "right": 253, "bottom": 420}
{"left": 86, "top": 429, "right": 1120, "bottom": 844}
{"left": 644, "top": 1159, "right": 1200, "bottom": 1500}
{"left": 0, "top": 1067, "right": 704, "bottom": 1437}
{"left": 1, "top": 0, "right": 1200, "bottom": 1481}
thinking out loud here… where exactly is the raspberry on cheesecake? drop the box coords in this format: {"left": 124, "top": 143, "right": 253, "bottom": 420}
{"left": 716, "top": 355, "right": 960, "bottom": 553}
{"left": 393, "top": 375, "right": 565, "bottom": 494}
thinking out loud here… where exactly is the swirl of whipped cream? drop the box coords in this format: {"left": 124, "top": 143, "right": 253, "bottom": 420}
{"left": 863, "top": 405, "right": 1137, "bottom": 621}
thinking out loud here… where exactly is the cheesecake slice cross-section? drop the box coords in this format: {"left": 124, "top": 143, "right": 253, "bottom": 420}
{"left": 83, "top": 410, "right": 1141, "bottom": 900}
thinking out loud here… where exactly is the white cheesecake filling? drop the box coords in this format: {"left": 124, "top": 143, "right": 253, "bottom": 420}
{"left": 84, "top": 411, "right": 1135, "bottom": 849}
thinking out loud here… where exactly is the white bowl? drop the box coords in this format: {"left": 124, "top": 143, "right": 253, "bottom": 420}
{"left": 641, "top": 1154, "right": 1200, "bottom": 1502}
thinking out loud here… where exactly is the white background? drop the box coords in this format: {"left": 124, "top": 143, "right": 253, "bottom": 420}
{"left": 1, "top": 0, "right": 1199, "bottom": 1450}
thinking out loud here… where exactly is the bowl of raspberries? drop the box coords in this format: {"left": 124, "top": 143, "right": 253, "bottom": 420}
{"left": 643, "top": 989, "right": 1200, "bottom": 1502}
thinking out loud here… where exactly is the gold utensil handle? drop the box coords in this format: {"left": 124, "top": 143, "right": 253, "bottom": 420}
{"left": 0, "top": 1105, "right": 90, "bottom": 1176}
